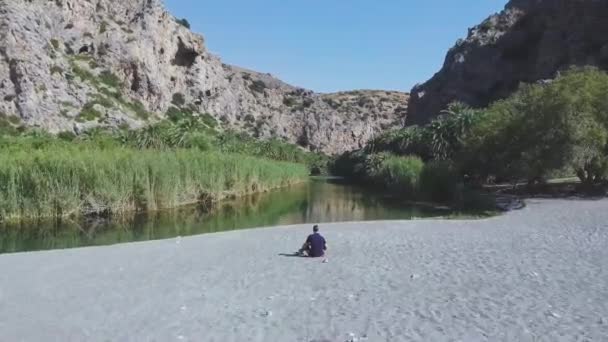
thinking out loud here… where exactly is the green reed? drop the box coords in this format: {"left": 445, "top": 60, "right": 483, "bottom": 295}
{"left": 0, "top": 145, "right": 308, "bottom": 222}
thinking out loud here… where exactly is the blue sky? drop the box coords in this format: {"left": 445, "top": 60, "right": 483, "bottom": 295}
{"left": 165, "top": 1, "right": 507, "bottom": 93}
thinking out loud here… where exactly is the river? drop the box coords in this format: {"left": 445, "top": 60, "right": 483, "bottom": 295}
{"left": 0, "top": 178, "right": 454, "bottom": 254}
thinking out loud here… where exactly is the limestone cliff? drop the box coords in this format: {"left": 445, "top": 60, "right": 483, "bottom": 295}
{"left": 407, "top": 0, "right": 608, "bottom": 125}
{"left": 0, "top": 0, "right": 407, "bottom": 154}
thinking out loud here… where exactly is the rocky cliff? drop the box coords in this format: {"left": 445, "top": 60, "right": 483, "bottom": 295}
{"left": 407, "top": 0, "right": 608, "bottom": 125}
{"left": 0, "top": 0, "right": 407, "bottom": 154}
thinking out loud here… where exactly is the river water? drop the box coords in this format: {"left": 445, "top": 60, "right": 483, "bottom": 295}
{"left": 0, "top": 178, "right": 453, "bottom": 254}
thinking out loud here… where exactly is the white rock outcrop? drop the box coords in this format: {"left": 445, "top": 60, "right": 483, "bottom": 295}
{"left": 0, "top": 0, "right": 407, "bottom": 154}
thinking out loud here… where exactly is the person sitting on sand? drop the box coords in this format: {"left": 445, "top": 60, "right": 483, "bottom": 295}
{"left": 299, "top": 225, "right": 327, "bottom": 257}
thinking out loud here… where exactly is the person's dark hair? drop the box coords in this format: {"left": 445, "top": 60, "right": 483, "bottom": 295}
{"left": 313, "top": 225, "right": 319, "bottom": 232}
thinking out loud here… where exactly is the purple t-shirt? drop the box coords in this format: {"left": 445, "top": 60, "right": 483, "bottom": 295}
{"left": 306, "top": 233, "right": 326, "bottom": 257}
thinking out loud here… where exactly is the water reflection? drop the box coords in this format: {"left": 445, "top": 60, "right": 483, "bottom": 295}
{"left": 0, "top": 178, "right": 448, "bottom": 254}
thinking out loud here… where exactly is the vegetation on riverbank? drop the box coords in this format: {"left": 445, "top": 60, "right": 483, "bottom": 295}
{"left": 0, "top": 113, "right": 320, "bottom": 222}
{"left": 0, "top": 146, "right": 307, "bottom": 222}
{"left": 334, "top": 67, "right": 608, "bottom": 204}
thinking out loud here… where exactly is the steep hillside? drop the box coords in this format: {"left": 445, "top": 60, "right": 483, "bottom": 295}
{"left": 0, "top": 0, "right": 407, "bottom": 154}
{"left": 407, "top": 0, "right": 608, "bottom": 125}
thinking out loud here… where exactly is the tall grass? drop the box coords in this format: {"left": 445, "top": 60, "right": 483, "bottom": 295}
{"left": 0, "top": 111, "right": 324, "bottom": 223}
{"left": 0, "top": 145, "right": 308, "bottom": 222}
{"left": 368, "top": 154, "right": 424, "bottom": 196}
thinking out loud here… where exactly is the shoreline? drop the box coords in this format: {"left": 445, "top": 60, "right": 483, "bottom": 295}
{"left": 0, "top": 215, "right": 502, "bottom": 257}
{"left": 0, "top": 180, "right": 499, "bottom": 255}
{"left": 0, "top": 178, "right": 309, "bottom": 226}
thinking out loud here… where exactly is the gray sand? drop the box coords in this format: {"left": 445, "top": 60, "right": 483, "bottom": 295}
{"left": 0, "top": 199, "right": 607, "bottom": 341}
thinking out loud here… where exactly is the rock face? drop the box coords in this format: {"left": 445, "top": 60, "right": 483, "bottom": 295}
{"left": 407, "top": 0, "right": 608, "bottom": 126}
{"left": 0, "top": 0, "right": 407, "bottom": 154}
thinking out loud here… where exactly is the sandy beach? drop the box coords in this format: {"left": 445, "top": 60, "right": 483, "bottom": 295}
{"left": 0, "top": 199, "right": 607, "bottom": 341}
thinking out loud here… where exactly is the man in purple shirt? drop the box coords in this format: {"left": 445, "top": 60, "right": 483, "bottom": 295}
{"left": 299, "top": 225, "right": 327, "bottom": 258}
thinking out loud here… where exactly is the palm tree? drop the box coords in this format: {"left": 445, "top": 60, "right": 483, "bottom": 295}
{"left": 429, "top": 102, "right": 480, "bottom": 160}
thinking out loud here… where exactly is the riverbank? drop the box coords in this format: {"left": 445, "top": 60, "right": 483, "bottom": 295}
{"left": 0, "top": 115, "right": 327, "bottom": 223}
{"left": 0, "top": 178, "right": 454, "bottom": 254}
{"left": 0, "top": 145, "right": 309, "bottom": 223}
{"left": 0, "top": 198, "right": 606, "bottom": 341}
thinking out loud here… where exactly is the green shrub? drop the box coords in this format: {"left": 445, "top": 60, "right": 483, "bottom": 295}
{"left": 123, "top": 122, "right": 170, "bottom": 149}
{"left": 215, "top": 131, "right": 325, "bottom": 171}
{"left": 50, "top": 39, "right": 60, "bottom": 50}
{"left": 73, "top": 55, "right": 93, "bottom": 62}
{"left": 166, "top": 106, "right": 183, "bottom": 122}
{"left": 249, "top": 80, "right": 267, "bottom": 93}
{"left": 330, "top": 150, "right": 367, "bottom": 180}
{"left": 176, "top": 18, "right": 191, "bottom": 29}
{"left": 166, "top": 106, "right": 193, "bottom": 122}
{"left": 186, "top": 132, "right": 213, "bottom": 151}
{"left": 200, "top": 113, "right": 218, "bottom": 128}
{"left": 99, "top": 21, "right": 108, "bottom": 34}
{"left": 283, "top": 97, "right": 296, "bottom": 107}
{"left": 368, "top": 154, "right": 424, "bottom": 196}
{"left": 172, "top": 93, "right": 186, "bottom": 107}
{"left": 463, "top": 67, "right": 608, "bottom": 184}
{"left": 302, "top": 98, "right": 314, "bottom": 108}
{"left": 323, "top": 98, "right": 341, "bottom": 109}
{"left": 357, "top": 97, "right": 373, "bottom": 107}
{"left": 50, "top": 65, "right": 63, "bottom": 75}
{"left": 99, "top": 70, "right": 122, "bottom": 88}
{"left": 0, "top": 116, "right": 18, "bottom": 136}
{"left": 57, "top": 131, "right": 77, "bottom": 141}
{"left": 77, "top": 109, "right": 101, "bottom": 122}
{"left": 367, "top": 103, "right": 481, "bottom": 162}
{"left": 420, "top": 160, "right": 461, "bottom": 203}
{"left": 366, "top": 126, "right": 434, "bottom": 161}
{"left": 75, "top": 95, "right": 114, "bottom": 123}
{"left": 3, "top": 114, "right": 21, "bottom": 126}
{"left": 71, "top": 62, "right": 97, "bottom": 84}
{"left": 92, "top": 95, "right": 114, "bottom": 109}
{"left": 359, "top": 68, "right": 608, "bottom": 193}
{"left": 125, "top": 100, "right": 149, "bottom": 120}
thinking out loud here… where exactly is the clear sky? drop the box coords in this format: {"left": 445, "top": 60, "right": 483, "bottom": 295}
{"left": 164, "top": 0, "right": 507, "bottom": 93}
